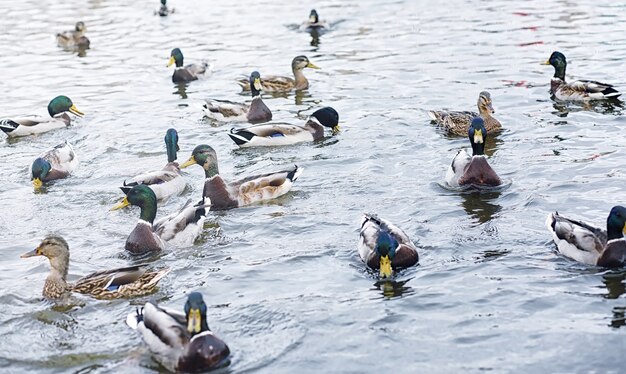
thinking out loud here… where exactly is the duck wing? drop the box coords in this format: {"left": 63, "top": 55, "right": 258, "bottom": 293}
{"left": 570, "top": 79, "right": 620, "bottom": 99}
{"left": 232, "top": 165, "right": 303, "bottom": 206}
{"left": 546, "top": 212, "right": 606, "bottom": 265}
{"left": 228, "top": 123, "right": 308, "bottom": 146}
{"left": 445, "top": 149, "right": 471, "bottom": 187}
{"left": 154, "top": 199, "right": 209, "bottom": 241}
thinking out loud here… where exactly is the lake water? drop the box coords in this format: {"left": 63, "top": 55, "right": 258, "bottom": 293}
{"left": 1, "top": 0, "right": 626, "bottom": 372}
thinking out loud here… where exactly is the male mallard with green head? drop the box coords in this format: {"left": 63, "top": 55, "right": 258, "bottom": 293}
{"left": 300, "top": 9, "right": 329, "bottom": 31}
{"left": 0, "top": 95, "right": 84, "bottom": 137}
{"left": 428, "top": 91, "right": 501, "bottom": 136}
{"left": 546, "top": 206, "right": 626, "bottom": 267}
{"left": 445, "top": 117, "right": 501, "bottom": 188}
{"left": 167, "top": 48, "right": 209, "bottom": 83}
{"left": 228, "top": 107, "right": 339, "bottom": 147}
{"left": 127, "top": 292, "right": 230, "bottom": 372}
{"left": 180, "top": 145, "right": 303, "bottom": 210}
{"left": 541, "top": 51, "right": 620, "bottom": 101}
{"left": 31, "top": 140, "right": 78, "bottom": 190}
{"left": 21, "top": 235, "right": 168, "bottom": 299}
{"left": 204, "top": 71, "right": 272, "bottom": 124}
{"left": 358, "top": 214, "right": 419, "bottom": 278}
{"left": 237, "top": 55, "right": 320, "bottom": 92}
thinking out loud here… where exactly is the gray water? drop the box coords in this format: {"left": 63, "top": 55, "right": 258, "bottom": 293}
{"left": 1, "top": 0, "right": 626, "bottom": 372}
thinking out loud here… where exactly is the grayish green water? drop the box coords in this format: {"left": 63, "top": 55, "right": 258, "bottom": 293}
{"left": 1, "top": 0, "right": 626, "bottom": 372}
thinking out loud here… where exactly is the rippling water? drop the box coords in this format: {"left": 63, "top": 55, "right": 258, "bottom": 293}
{"left": 1, "top": 0, "right": 626, "bottom": 372}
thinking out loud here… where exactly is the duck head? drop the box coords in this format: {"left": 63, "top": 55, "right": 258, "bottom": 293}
{"left": 48, "top": 95, "right": 83, "bottom": 118}
{"left": 477, "top": 91, "right": 494, "bottom": 115}
{"left": 292, "top": 55, "right": 320, "bottom": 72}
{"left": 311, "top": 107, "right": 340, "bottom": 132}
{"left": 180, "top": 144, "right": 219, "bottom": 178}
{"left": 167, "top": 48, "right": 184, "bottom": 68}
{"left": 249, "top": 71, "right": 263, "bottom": 97}
{"left": 376, "top": 230, "right": 398, "bottom": 278}
{"left": 309, "top": 9, "right": 319, "bottom": 23}
{"left": 607, "top": 206, "right": 626, "bottom": 241}
{"left": 185, "top": 292, "right": 210, "bottom": 335}
{"left": 31, "top": 158, "right": 51, "bottom": 189}
{"left": 21, "top": 235, "right": 70, "bottom": 278}
{"left": 468, "top": 117, "right": 487, "bottom": 156}
{"left": 75, "top": 21, "right": 86, "bottom": 32}
{"left": 542, "top": 51, "right": 566, "bottom": 80}
{"left": 111, "top": 185, "right": 158, "bottom": 223}
{"left": 165, "top": 128, "right": 180, "bottom": 163}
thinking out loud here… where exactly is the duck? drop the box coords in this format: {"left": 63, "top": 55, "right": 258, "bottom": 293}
{"left": 428, "top": 91, "right": 501, "bottom": 137}
{"left": 21, "top": 235, "right": 169, "bottom": 299}
{"left": 56, "top": 21, "right": 90, "bottom": 49}
{"left": 155, "top": 0, "right": 174, "bottom": 16}
{"left": 546, "top": 206, "right": 626, "bottom": 268}
{"left": 358, "top": 214, "right": 419, "bottom": 278}
{"left": 0, "top": 95, "right": 84, "bottom": 137}
{"left": 112, "top": 185, "right": 209, "bottom": 254}
{"left": 115, "top": 128, "right": 186, "bottom": 204}
{"left": 203, "top": 71, "right": 272, "bottom": 124}
{"left": 445, "top": 117, "right": 501, "bottom": 188}
{"left": 180, "top": 145, "right": 303, "bottom": 210}
{"left": 126, "top": 292, "right": 231, "bottom": 372}
{"left": 299, "top": 9, "right": 329, "bottom": 32}
{"left": 31, "top": 140, "right": 78, "bottom": 190}
{"left": 237, "top": 55, "right": 320, "bottom": 92}
{"left": 541, "top": 51, "right": 621, "bottom": 101}
{"left": 167, "top": 48, "right": 209, "bottom": 83}
{"left": 228, "top": 106, "right": 339, "bottom": 147}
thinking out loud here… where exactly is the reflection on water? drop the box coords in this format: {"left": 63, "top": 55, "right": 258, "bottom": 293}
{"left": 610, "top": 306, "right": 626, "bottom": 329}
{"left": 309, "top": 28, "right": 321, "bottom": 48}
{"left": 173, "top": 83, "right": 189, "bottom": 99}
{"left": 460, "top": 190, "right": 502, "bottom": 224}
{"left": 602, "top": 271, "right": 626, "bottom": 300}
{"left": 372, "top": 278, "right": 414, "bottom": 299}
{"left": 551, "top": 100, "right": 624, "bottom": 117}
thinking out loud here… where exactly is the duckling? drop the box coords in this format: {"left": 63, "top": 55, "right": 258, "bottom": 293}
{"left": 155, "top": 0, "right": 174, "bottom": 16}
{"left": 56, "top": 21, "right": 90, "bottom": 49}
{"left": 116, "top": 128, "right": 186, "bottom": 203}
{"left": 546, "top": 206, "right": 626, "bottom": 267}
{"left": 445, "top": 117, "right": 501, "bottom": 188}
{"left": 21, "top": 235, "right": 169, "bottom": 299}
{"left": 167, "top": 48, "right": 209, "bottom": 83}
{"left": 541, "top": 51, "right": 620, "bottom": 101}
{"left": 237, "top": 55, "right": 320, "bottom": 92}
{"left": 428, "top": 91, "right": 501, "bottom": 136}
{"left": 299, "top": 9, "right": 329, "bottom": 31}
{"left": 228, "top": 106, "right": 339, "bottom": 147}
{"left": 126, "top": 292, "right": 230, "bottom": 372}
{"left": 0, "top": 95, "right": 84, "bottom": 137}
{"left": 112, "top": 185, "right": 208, "bottom": 254}
{"left": 180, "top": 145, "right": 303, "bottom": 210}
{"left": 31, "top": 140, "right": 78, "bottom": 190}
{"left": 203, "top": 71, "right": 272, "bottom": 124}
{"left": 358, "top": 214, "right": 419, "bottom": 278}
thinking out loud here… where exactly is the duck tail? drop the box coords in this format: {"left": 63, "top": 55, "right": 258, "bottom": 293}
{"left": 228, "top": 129, "right": 255, "bottom": 146}
{"left": 287, "top": 165, "right": 303, "bottom": 182}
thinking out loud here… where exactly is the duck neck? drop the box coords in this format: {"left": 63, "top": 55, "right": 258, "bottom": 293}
{"left": 204, "top": 162, "right": 219, "bottom": 179}
{"left": 293, "top": 68, "right": 308, "bottom": 88}
{"left": 44, "top": 254, "right": 70, "bottom": 298}
{"left": 553, "top": 64, "right": 566, "bottom": 81}
{"left": 607, "top": 223, "right": 624, "bottom": 241}
{"left": 471, "top": 141, "right": 485, "bottom": 156}
{"left": 139, "top": 201, "right": 157, "bottom": 224}
{"left": 478, "top": 105, "right": 492, "bottom": 120}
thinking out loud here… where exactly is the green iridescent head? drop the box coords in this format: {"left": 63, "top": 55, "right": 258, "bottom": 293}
{"left": 607, "top": 206, "right": 626, "bottom": 241}
{"left": 167, "top": 48, "right": 184, "bottom": 68}
{"left": 165, "top": 128, "right": 180, "bottom": 163}
{"left": 47, "top": 95, "right": 84, "bottom": 117}
{"left": 180, "top": 144, "right": 219, "bottom": 178}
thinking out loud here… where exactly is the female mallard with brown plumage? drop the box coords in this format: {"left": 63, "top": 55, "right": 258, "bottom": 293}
{"left": 428, "top": 91, "right": 501, "bottom": 136}
{"left": 21, "top": 235, "right": 168, "bottom": 299}
{"left": 228, "top": 107, "right": 339, "bottom": 147}
{"left": 237, "top": 55, "right": 320, "bottom": 92}
{"left": 126, "top": 292, "right": 230, "bottom": 372}
{"left": 56, "top": 21, "right": 90, "bottom": 49}
{"left": 112, "top": 185, "right": 209, "bottom": 254}
{"left": 167, "top": 48, "right": 209, "bottom": 83}
{"left": 0, "top": 95, "right": 84, "bottom": 137}
{"left": 541, "top": 51, "right": 621, "bottom": 101}
{"left": 358, "top": 214, "right": 419, "bottom": 278}
{"left": 203, "top": 71, "right": 272, "bottom": 124}
{"left": 180, "top": 144, "right": 303, "bottom": 210}
{"left": 546, "top": 206, "right": 626, "bottom": 268}
{"left": 445, "top": 117, "right": 501, "bottom": 188}
{"left": 114, "top": 128, "right": 186, "bottom": 204}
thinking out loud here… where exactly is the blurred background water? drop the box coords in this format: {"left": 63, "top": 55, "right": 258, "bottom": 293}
{"left": 1, "top": 0, "right": 626, "bottom": 372}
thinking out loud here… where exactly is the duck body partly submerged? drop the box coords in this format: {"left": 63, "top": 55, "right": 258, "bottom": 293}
{"left": 428, "top": 91, "right": 501, "bottom": 136}
{"left": 204, "top": 71, "right": 272, "bottom": 124}
{"left": 0, "top": 95, "right": 84, "bottom": 137}
{"left": 237, "top": 56, "right": 319, "bottom": 92}
{"left": 56, "top": 21, "right": 90, "bottom": 49}
{"left": 31, "top": 140, "right": 78, "bottom": 189}
{"left": 168, "top": 48, "right": 209, "bottom": 83}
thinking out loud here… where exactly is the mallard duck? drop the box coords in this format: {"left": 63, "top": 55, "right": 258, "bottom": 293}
{"left": 0, "top": 95, "right": 84, "bottom": 137}
{"left": 180, "top": 145, "right": 303, "bottom": 210}
{"left": 228, "top": 106, "right": 339, "bottom": 147}
{"left": 167, "top": 48, "right": 209, "bottom": 83}
{"left": 428, "top": 91, "right": 501, "bottom": 137}
{"left": 237, "top": 55, "right": 320, "bottom": 92}
{"left": 358, "top": 214, "right": 419, "bottom": 278}
{"left": 155, "top": 0, "right": 174, "bottom": 16}
{"left": 445, "top": 117, "right": 501, "bottom": 188}
{"left": 541, "top": 51, "right": 621, "bottom": 101}
{"left": 546, "top": 206, "right": 626, "bottom": 267}
{"left": 31, "top": 140, "right": 78, "bottom": 190}
{"left": 126, "top": 292, "right": 231, "bottom": 372}
{"left": 203, "top": 71, "right": 272, "bottom": 124}
{"left": 112, "top": 185, "right": 208, "bottom": 254}
{"left": 56, "top": 21, "right": 90, "bottom": 49}
{"left": 21, "top": 235, "right": 169, "bottom": 299}
{"left": 115, "top": 128, "right": 186, "bottom": 204}
{"left": 299, "top": 9, "right": 329, "bottom": 31}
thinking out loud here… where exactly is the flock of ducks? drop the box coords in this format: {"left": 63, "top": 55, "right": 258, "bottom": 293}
{"left": 3, "top": 2, "right": 626, "bottom": 372}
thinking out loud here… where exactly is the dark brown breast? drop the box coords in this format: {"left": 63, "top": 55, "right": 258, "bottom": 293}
{"left": 125, "top": 223, "right": 164, "bottom": 254}
{"left": 597, "top": 240, "right": 626, "bottom": 268}
{"left": 177, "top": 333, "right": 231, "bottom": 372}
{"left": 204, "top": 177, "right": 238, "bottom": 210}
{"left": 458, "top": 157, "right": 501, "bottom": 186}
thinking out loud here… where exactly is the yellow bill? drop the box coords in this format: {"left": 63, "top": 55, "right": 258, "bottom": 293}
{"left": 180, "top": 156, "right": 197, "bottom": 169}
{"left": 32, "top": 178, "right": 43, "bottom": 189}
{"left": 187, "top": 308, "right": 202, "bottom": 333}
{"left": 69, "top": 104, "right": 84, "bottom": 117}
{"left": 379, "top": 255, "right": 393, "bottom": 278}
{"left": 473, "top": 129, "right": 483, "bottom": 144}
{"left": 167, "top": 56, "right": 176, "bottom": 67}
{"left": 622, "top": 223, "right": 626, "bottom": 235}
{"left": 540, "top": 60, "right": 551, "bottom": 65}
{"left": 306, "top": 62, "right": 321, "bottom": 69}
{"left": 253, "top": 77, "right": 263, "bottom": 91}
{"left": 110, "top": 197, "right": 130, "bottom": 211}
{"left": 332, "top": 125, "right": 341, "bottom": 134}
